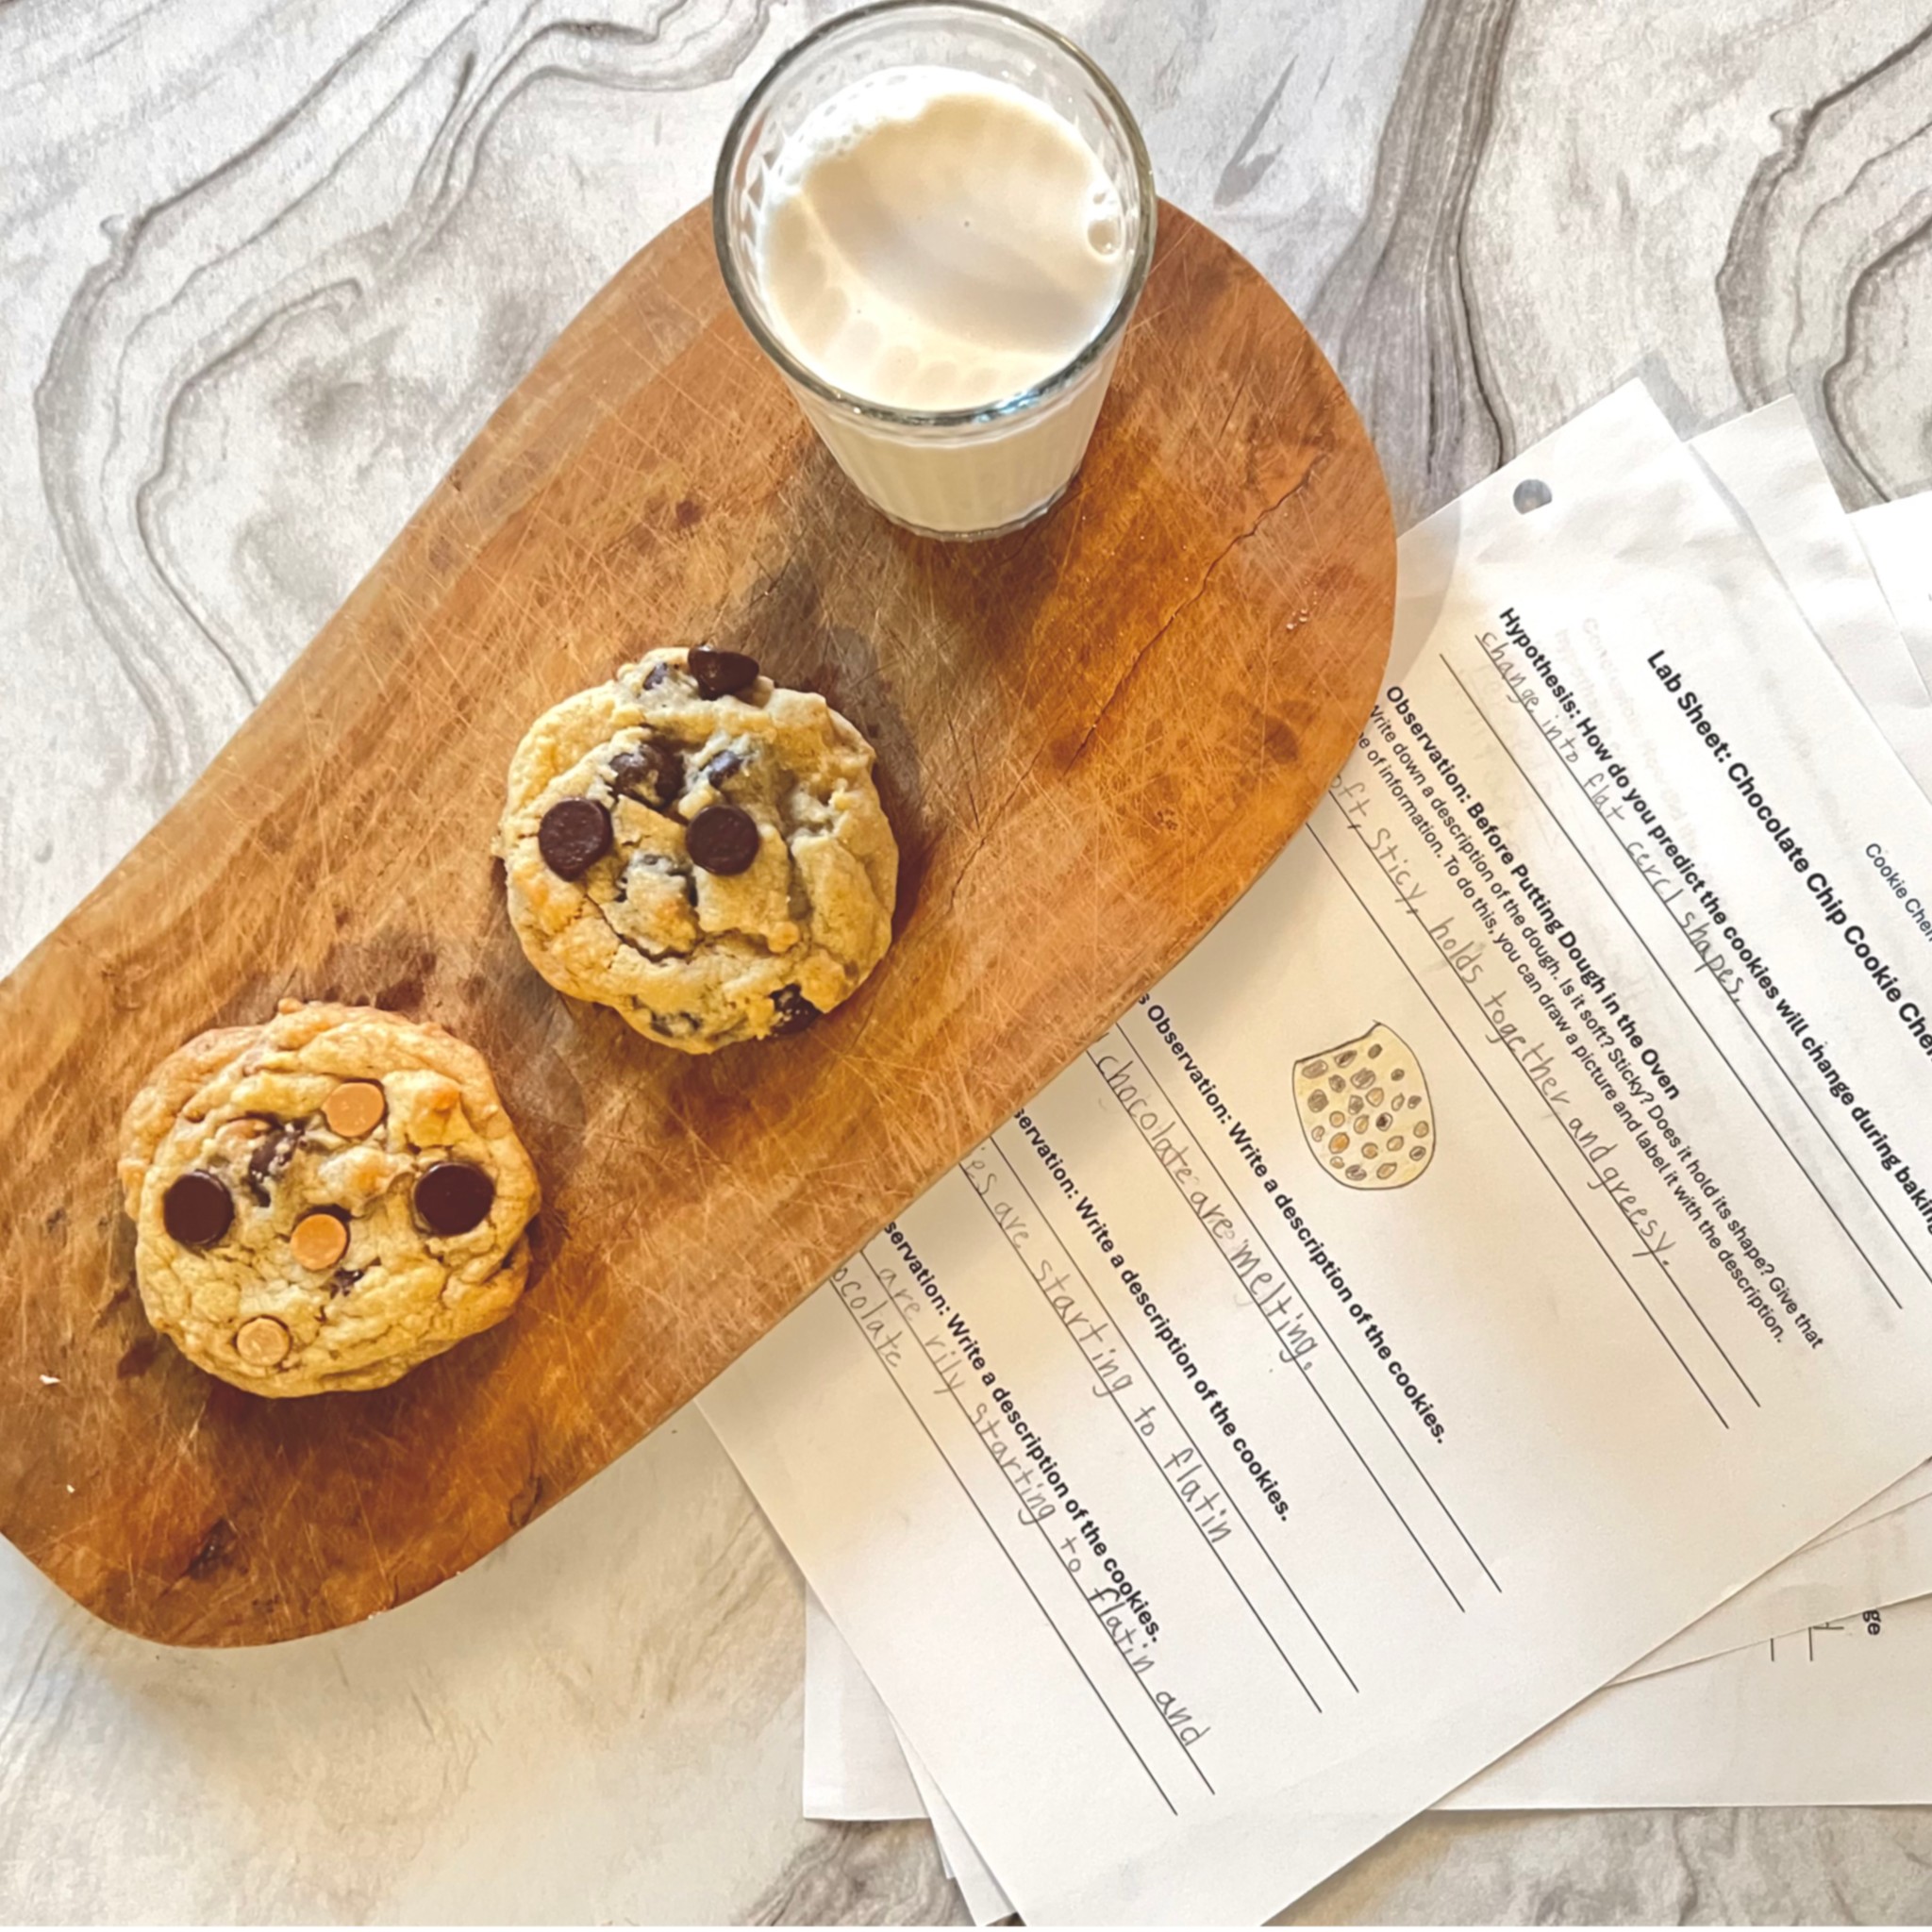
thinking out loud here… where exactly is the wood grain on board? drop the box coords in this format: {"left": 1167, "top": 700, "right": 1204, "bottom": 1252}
{"left": 0, "top": 200, "right": 1394, "bottom": 1646}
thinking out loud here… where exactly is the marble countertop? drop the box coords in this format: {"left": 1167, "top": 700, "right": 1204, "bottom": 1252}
{"left": 4, "top": 0, "right": 1930, "bottom": 1920}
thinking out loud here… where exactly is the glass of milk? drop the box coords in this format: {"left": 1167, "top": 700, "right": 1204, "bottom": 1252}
{"left": 713, "top": 0, "right": 1156, "bottom": 540}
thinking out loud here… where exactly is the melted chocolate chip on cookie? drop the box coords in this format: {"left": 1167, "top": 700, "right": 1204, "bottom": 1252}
{"left": 538, "top": 796, "right": 613, "bottom": 878}
{"left": 163, "top": 1172, "right": 234, "bottom": 1247}
{"left": 769, "top": 986, "right": 820, "bottom": 1036}
{"left": 608, "top": 740, "right": 682, "bottom": 809}
{"left": 689, "top": 647, "right": 758, "bottom": 699}
{"left": 246, "top": 1120, "right": 305, "bottom": 1203}
{"left": 647, "top": 1010, "right": 705, "bottom": 1040}
{"left": 415, "top": 1161, "right": 496, "bottom": 1237}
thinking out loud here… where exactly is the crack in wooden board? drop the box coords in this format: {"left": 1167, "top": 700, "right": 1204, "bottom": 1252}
{"left": 0, "top": 201, "right": 1394, "bottom": 1646}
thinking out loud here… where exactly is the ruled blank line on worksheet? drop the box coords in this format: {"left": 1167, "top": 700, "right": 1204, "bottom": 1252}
{"left": 980, "top": 1131, "right": 1356, "bottom": 1700}
{"left": 850, "top": 1245, "right": 1214, "bottom": 1797}
{"left": 1448, "top": 649, "right": 1917, "bottom": 1310}
{"left": 1309, "top": 824, "right": 1733, "bottom": 1432}
{"left": 1084, "top": 1042, "right": 1474, "bottom": 1611}
{"left": 1116, "top": 1005, "right": 1505, "bottom": 1595}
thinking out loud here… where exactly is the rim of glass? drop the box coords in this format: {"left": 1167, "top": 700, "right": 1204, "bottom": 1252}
{"left": 710, "top": 0, "right": 1158, "bottom": 430}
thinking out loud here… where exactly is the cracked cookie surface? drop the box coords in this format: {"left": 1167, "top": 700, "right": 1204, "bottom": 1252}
{"left": 118, "top": 999, "right": 541, "bottom": 1396}
{"left": 495, "top": 646, "right": 898, "bottom": 1050}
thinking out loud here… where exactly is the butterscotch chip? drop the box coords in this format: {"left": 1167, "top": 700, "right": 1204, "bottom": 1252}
{"left": 236, "top": 1317, "right": 291, "bottom": 1367}
{"left": 324, "top": 1080, "right": 388, "bottom": 1139}
{"left": 291, "top": 1210, "right": 350, "bottom": 1272}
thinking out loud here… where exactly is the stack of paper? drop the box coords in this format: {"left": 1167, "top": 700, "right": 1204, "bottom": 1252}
{"left": 698, "top": 384, "right": 1932, "bottom": 1923}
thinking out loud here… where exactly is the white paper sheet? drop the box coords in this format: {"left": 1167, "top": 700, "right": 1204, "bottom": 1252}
{"left": 804, "top": 1589, "right": 924, "bottom": 1821}
{"left": 1445, "top": 1595, "right": 1932, "bottom": 1810}
{"left": 1620, "top": 1491, "right": 1932, "bottom": 1678}
{"left": 894, "top": 1723, "right": 1016, "bottom": 1924}
{"left": 703, "top": 383, "right": 1932, "bottom": 1923}
{"left": 1853, "top": 492, "right": 1932, "bottom": 692}
{"left": 802, "top": 1581, "right": 1932, "bottom": 1821}
{"left": 806, "top": 1593, "right": 912, "bottom": 1810}
{"left": 1808, "top": 1456, "right": 1932, "bottom": 1541}
{"left": 1589, "top": 409, "right": 1932, "bottom": 1677}
{"left": 1688, "top": 401, "right": 1932, "bottom": 792}
{"left": 804, "top": 1596, "right": 1013, "bottom": 1919}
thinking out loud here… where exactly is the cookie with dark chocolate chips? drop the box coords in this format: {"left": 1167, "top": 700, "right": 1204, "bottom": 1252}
{"left": 495, "top": 645, "right": 898, "bottom": 1051}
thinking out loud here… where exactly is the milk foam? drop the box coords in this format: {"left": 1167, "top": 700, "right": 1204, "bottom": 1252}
{"left": 755, "top": 67, "right": 1128, "bottom": 411}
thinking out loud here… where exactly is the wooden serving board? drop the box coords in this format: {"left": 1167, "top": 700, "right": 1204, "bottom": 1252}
{"left": 0, "top": 202, "right": 1393, "bottom": 1646}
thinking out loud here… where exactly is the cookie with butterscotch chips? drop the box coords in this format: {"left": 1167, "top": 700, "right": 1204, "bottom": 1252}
{"left": 118, "top": 999, "right": 540, "bottom": 1395}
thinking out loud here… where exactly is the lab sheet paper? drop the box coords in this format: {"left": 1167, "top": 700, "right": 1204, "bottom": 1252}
{"left": 816, "top": 1485, "right": 1932, "bottom": 1832}
{"left": 1624, "top": 1484, "right": 1932, "bottom": 1679}
{"left": 801, "top": 1582, "right": 1932, "bottom": 1822}
{"left": 1446, "top": 1596, "right": 1932, "bottom": 1811}
{"left": 1688, "top": 401, "right": 1932, "bottom": 795}
{"left": 803, "top": 1590, "right": 924, "bottom": 1821}
{"left": 700, "top": 384, "right": 1932, "bottom": 1924}
{"left": 1853, "top": 491, "right": 1932, "bottom": 691}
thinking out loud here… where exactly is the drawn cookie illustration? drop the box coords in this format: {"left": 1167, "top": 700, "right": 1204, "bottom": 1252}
{"left": 118, "top": 999, "right": 541, "bottom": 1396}
{"left": 1293, "top": 1023, "right": 1434, "bottom": 1189}
{"left": 495, "top": 646, "right": 898, "bottom": 1052}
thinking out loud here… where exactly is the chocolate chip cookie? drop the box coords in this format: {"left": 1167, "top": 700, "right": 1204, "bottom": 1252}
{"left": 496, "top": 647, "right": 898, "bottom": 1050}
{"left": 118, "top": 999, "right": 541, "bottom": 1396}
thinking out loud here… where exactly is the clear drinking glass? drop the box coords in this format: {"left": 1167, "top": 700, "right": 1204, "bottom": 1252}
{"left": 712, "top": 0, "right": 1157, "bottom": 541}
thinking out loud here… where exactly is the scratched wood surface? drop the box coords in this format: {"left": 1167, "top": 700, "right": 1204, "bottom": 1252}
{"left": 0, "top": 199, "right": 1393, "bottom": 1647}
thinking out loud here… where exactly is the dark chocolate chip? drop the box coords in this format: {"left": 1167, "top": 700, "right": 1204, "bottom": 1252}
{"left": 538, "top": 796, "right": 613, "bottom": 878}
{"left": 686, "top": 803, "right": 760, "bottom": 875}
{"left": 699, "top": 747, "right": 746, "bottom": 788}
{"left": 414, "top": 1162, "right": 496, "bottom": 1238}
{"left": 689, "top": 647, "right": 758, "bottom": 699}
{"left": 608, "top": 741, "right": 682, "bottom": 808}
{"left": 163, "top": 1172, "right": 234, "bottom": 1247}
{"left": 641, "top": 661, "right": 672, "bottom": 691}
{"left": 769, "top": 986, "right": 820, "bottom": 1036}
{"left": 246, "top": 1120, "right": 304, "bottom": 1203}
{"left": 328, "top": 1267, "right": 364, "bottom": 1298}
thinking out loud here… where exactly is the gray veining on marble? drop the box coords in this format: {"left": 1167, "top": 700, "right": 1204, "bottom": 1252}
{"left": 4, "top": 0, "right": 1931, "bottom": 1922}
